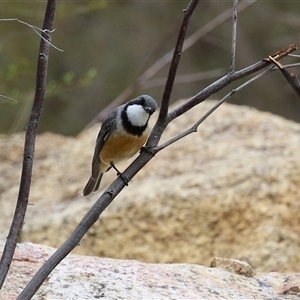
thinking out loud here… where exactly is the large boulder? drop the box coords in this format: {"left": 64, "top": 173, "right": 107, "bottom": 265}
{"left": 0, "top": 100, "right": 299, "bottom": 272}
{"left": 1, "top": 242, "right": 299, "bottom": 299}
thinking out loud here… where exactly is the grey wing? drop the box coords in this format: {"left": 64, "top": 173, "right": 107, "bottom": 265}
{"left": 83, "top": 108, "right": 119, "bottom": 196}
{"left": 90, "top": 109, "right": 118, "bottom": 178}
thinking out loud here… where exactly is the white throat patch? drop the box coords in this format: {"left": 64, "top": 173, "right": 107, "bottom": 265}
{"left": 126, "top": 104, "right": 149, "bottom": 127}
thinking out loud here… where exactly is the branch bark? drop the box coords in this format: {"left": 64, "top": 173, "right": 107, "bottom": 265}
{"left": 267, "top": 55, "right": 300, "bottom": 97}
{"left": 229, "top": 0, "right": 238, "bottom": 73}
{"left": 167, "top": 44, "right": 297, "bottom": 124}
{"left": 149, "top": 0, "right": 200, "bottom": 147}
{"left": 0, "top": 0, "right": 56, "bottom": 289}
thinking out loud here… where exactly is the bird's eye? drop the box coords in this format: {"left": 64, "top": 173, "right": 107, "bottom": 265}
{"left": 138, "top": 97, "right": 145, "bottom": 105}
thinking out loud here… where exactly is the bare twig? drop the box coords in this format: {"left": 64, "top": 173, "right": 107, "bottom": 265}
{"left": 0, "top": 0, "right": 57, "bottom": 289}
{"left": 17, "top": 42, "right": 298, "bottom": 298}
{"left": 288, "top": 54, "right": 300, "bottom": 58}
{"left": 143, "top": 69, "right": 224, "bottom": 89}
{"left": 156, "top": 66, "right": 274, "bottom": 152}
{"left": 155, "top": 99, "right": 227, "bottom": 152}
{"left": 229, "top": 0, "right": 238, "bottom": 73}
{"left": 264, "top": 44, "right": 298, "bottom": 61}
{"left": 167, "top": 44, "right": 297, "bottom": 124}
{"left": 0, "top": 94, "right": 17, "bottom": 103}
{"left": 267, "top": 55, "right": 300, "bottom": 97}
{"left": 155, "top": 44, "right": 299, "bottom": 152}
{"left": 0, "top": 18, "right": 63, "bottom": 51}
{"left": 156, "top": 0, "right": 200, "bottom": 131}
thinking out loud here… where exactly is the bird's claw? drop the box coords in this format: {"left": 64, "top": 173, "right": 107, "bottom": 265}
{"left": 117, "top": 172, "right": 129, "bottom": 186}
{"left": 110, "top": 162, "right": 129, "bottom": 186}
{"left": 140, "top": 145, "right": 156, "bottom": 157}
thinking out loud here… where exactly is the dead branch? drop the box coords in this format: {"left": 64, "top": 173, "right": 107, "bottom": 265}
{"left": 0, "top": 0, "right": 57, "bottom": 289}
{"left": 0, "top": 18, "right": 63, "bottom": 51}
{"left": 267, "top": 54, "right": 300, "bottom": 97}
{"left": 167, "top": 44, "right": 297, "bottom": 124}
{"left": 229, "top": 0, "right": 238, "bottom": 73}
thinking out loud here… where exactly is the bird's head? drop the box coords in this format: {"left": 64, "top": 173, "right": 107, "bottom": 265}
{"left": 124, "top": 95, "right": 158, "bottom": 127}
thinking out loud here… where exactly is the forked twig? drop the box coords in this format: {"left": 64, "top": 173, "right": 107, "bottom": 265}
{"left": 156, "top": 66, "right": 274, "bottom": 152}
{"left": 0, "top": 18, "right": 63, "bottom": 52}
{"left": 167, "top": 44, "right": 297, "bottom": 124}
{"left": 155, "top": 43, "right": 299, "bottom": 153}
{"left": 267, "top": 54, "right": 300, "bottom": 97}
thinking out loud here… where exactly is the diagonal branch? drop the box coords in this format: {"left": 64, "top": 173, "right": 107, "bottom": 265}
{"left": 16, "top": 1, "right": 200, "bottom": 298}
{"left": 267, "top": 55, "right": 300, "bottom": 97}
{"left": 156, "top": 66, "right": 274, "bottom": 152}
{"left": 167, "top": 44, "right": 297, "bottom": 124}
{"left": 229, "top": 0, "right": 238, "bottom": 73}
{"left": 156, "top": 49, "right": 299, "bottom": 153}
{"left": 0, "top": 0, "right": 57, "bottom": 289}
{"left": 147, "top": 0, "right": 199, "bottom": 147}
{"left": 142, "top": 69, "right": 224, "bottom": 89}
{"left": 0, "top": 94, "right": 17, "bottom": 103}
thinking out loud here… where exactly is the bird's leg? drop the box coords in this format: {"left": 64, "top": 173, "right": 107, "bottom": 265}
{"left": 110, "top": 162, "right": 129, "bottom": 186}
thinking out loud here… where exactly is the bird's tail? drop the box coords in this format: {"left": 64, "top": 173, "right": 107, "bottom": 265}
{"left": 82, "top": 172, "right": 103, "bottom": 196}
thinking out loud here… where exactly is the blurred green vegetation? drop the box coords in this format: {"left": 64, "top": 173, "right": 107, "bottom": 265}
{"left": 0, "top": 1, "right": 299, "bottom": 136}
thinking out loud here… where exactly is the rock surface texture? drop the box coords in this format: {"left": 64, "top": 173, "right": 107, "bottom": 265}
{"left": 1, "top": 242, "right": 300, "bottom": 300}
{"left": 0, "top": 100, "right": 300, "bottom": 281}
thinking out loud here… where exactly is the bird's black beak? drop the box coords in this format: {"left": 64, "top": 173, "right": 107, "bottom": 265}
{"left": 144, "top": 106, "right": 156, "bottom": 115}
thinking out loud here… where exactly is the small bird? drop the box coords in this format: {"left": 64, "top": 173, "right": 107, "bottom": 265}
{"left": 83, "top": 95, "right": 158, "bottom": 196}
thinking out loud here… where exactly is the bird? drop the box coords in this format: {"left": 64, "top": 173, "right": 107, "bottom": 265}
{"left": 83, "top": 95, "right": 158, "bottom": 196}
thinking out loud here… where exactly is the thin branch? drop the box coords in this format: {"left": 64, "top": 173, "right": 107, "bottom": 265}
{"left": 155, "top": 99, "right": 227, "bottom": 152}
{"left": 148, "top": 0, "right": 200, "bottom": 147}
{"left": 288, "top": 54, "right": 300, "bottom": 58}
{"left": 278, "top": 62, "right": 300, "bottom": 68}
{"left": 229, "top": 0, "right": 238, "bottom": 73}
{"left": 182, "top": 0, "right": 255, "bottom": 52}
{"left": 142, "top": 69, "right": 224, "bottom": 89}
{"left": 20, "top": 50, "right": 299, "bottom": 298}
{"left": 157, "top": 47, "right": 299, "bottom": 152}
{"left": 155, "top": 66, "right": 274, "bottom": 152}
{"left": 0, "top": 0, "right": 57, "bottom": 289}
{"left": 267, "top": 55, "right": 300, "bottom": 97}
{"left": 154, "top": 57, "right": 300, "bottom": 152}
{"left": 0, "top": 94, "right": 17, "bottom": 103}
{"left": 167, "top": 44, "right": 297, "bottom": 124}
{"left": 0, "top": 18, "right": 63, "bottom": 52}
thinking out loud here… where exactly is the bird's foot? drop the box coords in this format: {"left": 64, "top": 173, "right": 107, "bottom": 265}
{"left": 110, "top": 162, "right": 129, "bottom": 186}
{"left": 140, "top": 145, "right": 156, "bottom": 157}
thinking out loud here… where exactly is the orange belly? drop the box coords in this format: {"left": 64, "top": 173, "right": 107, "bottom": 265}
{"left": 99, "top": 130, "right": 148, "bottom": 172}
